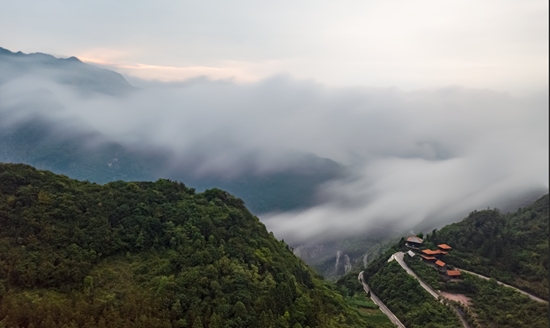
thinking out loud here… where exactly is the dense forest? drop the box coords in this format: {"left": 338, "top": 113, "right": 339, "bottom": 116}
{"left": 424, "top": 195, "right": 549, "bottom": 300}
{"left": 0, "top": 163, "right": 370, "bottom": 328}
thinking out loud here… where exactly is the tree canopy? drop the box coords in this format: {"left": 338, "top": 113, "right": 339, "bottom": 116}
{"left": 0, "top": 163, "right": 369, "bottom": 328}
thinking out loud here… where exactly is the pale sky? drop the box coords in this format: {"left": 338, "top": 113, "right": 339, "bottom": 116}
{"left": 1, "top": 0, "right": 548, "bottom": 94}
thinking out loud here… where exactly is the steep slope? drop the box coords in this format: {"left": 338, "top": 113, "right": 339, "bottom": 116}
{"left": 0, "top": 163, "right": 368, "bottom": 328}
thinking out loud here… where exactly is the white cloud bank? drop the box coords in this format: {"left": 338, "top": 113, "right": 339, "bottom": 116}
{"left": 1, "top": 74, "right": 548, "bottom": 243}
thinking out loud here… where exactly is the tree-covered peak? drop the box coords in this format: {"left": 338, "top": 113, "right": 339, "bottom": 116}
{"left": 0, "top": 163, "right": 370, "bottom": 327}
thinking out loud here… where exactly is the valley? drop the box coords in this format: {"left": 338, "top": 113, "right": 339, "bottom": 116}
{"left": 0, "top": 46, "right": 548, "bottom": 328}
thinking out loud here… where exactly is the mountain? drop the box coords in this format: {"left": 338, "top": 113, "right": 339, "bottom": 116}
{"left": 0, "top": 163, "right": 372, "bottom": 328}
{"left": 337, "top": 194, "right": 549, "bottom": 328}
{"left": 297, "top": 191, "right": 547, "bottom": 281}
{"left": 0, "top": 47, "right": 135, "bottom": 96}
{"left": 0, "top": 47, "right": 344, "bottom": 215}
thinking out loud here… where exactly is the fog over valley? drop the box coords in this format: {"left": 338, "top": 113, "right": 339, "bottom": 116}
{"left": 1, "top": 2, "right": 548, "bottom": 326}
{"left": 1, "top": 48, "right": 547, "bottom": 246}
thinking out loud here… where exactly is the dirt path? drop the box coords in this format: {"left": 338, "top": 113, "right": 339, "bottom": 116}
{"left": 440, "top": 292, "right": 471, "bottom": 306}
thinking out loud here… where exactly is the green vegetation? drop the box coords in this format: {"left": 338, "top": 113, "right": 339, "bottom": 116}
{"left": 339, "top": 193, "right": 549, "bottom": 328}
{"left": 407, "top": 255, "right": 549, "bottom": 328}
{"left": 338, "top": 241, "right": 463, "bottom": 328}
{"left": 443, "top": 273, "right": 548, "bottom": 328}
{"left": 403, "top": 256, "right": 441, "bottom": 290}
{"left": 369, "top": 261, "right": 461, "bottom": 328}
{"left": 345, "top": 294, "right": 394, "bottom": 328}
{"left": 0, "top": 163, "right": 369, "bottom": 328}
{"left": 426, "top": 195, "right": 549, "bottom": 300}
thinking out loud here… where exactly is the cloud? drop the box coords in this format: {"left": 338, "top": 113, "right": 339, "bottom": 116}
{"left": 1, "top": 72, "right": 548, "bottom": 244}
{"left": 80, "top": 57, "right": 281, "bottom": 84}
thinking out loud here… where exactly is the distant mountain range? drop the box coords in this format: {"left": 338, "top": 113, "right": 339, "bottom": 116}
{"left": 0, "top": 47, "right": 343, "bottom": 214}
{"left": 0, "top": 47, "right": 135, "bottom": 95}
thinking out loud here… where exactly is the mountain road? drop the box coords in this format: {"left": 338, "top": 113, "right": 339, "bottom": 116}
{"left": 455, "top": 267, "right": 547, "bottom": 303}
{"left": 358, "top": 271, "right": 405, "bottom": 328}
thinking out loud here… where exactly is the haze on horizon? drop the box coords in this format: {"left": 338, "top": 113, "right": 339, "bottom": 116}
{"left": 1, "top": 0, "right": 548, "bottom": 244}
{"left": 1, "top": 0, "right": 548, "bottom": 94}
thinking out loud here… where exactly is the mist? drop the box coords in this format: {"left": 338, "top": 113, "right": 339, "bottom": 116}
{"left": 1, "top": 69, "right": 548, "bottom": 244}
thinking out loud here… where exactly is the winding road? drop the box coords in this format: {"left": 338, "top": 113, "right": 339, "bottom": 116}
{"left": 359, "top": 250, "right": 547, "bottom": 328}
{"left": 455, "top": 267, "right": 547, "bottom": 303}
{"left": 391, "top": 252, "right": 471, "bottom": 328}
{"left": 391, "top": 253, "right": 440, "bottom": 299}
{"left": 358, "top": 271, "right": 405, "bottom": 328}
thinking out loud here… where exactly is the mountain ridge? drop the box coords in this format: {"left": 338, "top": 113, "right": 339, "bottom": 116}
{"left": 0, "top": 47, "right": 135, "bottom": 96}
{"left": 0, "top": 162, "right": 372, "bottom": 328}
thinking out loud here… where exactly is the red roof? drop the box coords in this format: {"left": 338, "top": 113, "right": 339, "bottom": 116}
{"left": 420, "top": 255, "right": 436, "bottom": 260}
{"left": 435, "top": 260, "right": 446, "bottom": 267}
{"left": 447, "top": 270, "right": 461, "bottom": 276}
{"left": 438, "top": 244, "right": 452, "bottom": 250}
{"left": 422, "top": 249, "right": 447, "bottom": 255}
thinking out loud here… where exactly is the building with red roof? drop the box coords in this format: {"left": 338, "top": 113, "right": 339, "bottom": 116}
{"left": 420, "top": 254, "right": 436, "bottom": 262}
{"left": 435, "top": 260, "right": 447, "bottom": 271}
{"left": 446, "top": 270, "right": 462, "bottom": 279}
{"left": 438, "top": 244, "right": 452, "bottom": 251}
{"left": 422, "top": 249, "right": 447, "bottom": 258}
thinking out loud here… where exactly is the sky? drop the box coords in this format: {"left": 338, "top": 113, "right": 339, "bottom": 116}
{"left": 1, "top": 0, "right": 548, "bottom": 244}
{"left": 1, "top": 0, "right": 548, "bottom": 94}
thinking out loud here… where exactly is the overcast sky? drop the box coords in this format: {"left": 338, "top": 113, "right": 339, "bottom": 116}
{"left": 1, "top": 0, "right": 548, "bottom": 94}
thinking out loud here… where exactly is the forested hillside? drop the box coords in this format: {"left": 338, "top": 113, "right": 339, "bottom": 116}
{"left": 337, "top": 194, "right": 549, "bottom": 328}
{"left": 0, "top": 163, "right": 369, "bottom": 328}
{"left": 426, "top": 195, "right": 549, "bottom": 300}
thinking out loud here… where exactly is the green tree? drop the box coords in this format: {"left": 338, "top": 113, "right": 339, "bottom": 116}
{"left": 192, "top": 316, "right": 203, "bottom": 328}
{"left": 233, "top": 301, "right": 247, "bottom": 319}
{"left": 209, "top": 313, "right": 223, "bottom": 328}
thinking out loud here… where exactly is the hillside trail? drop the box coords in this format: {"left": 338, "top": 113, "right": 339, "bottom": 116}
{"left": 358, "top": 271, "right": 406, "bottom": 328}
{"left": 391, "top": 252, "right": 471, "bottom": 328}
{"left": 455, "top": 267, "right": 547, "bottom": 303}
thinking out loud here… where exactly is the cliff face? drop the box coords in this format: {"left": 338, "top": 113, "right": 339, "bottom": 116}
{"left": 335, "top": 251, "right": 353, "bottom": 275}
{"left": 294, "top": 244, "right": 357, "bottom": 279}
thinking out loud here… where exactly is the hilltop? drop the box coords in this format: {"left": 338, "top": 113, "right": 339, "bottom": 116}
{"left": 0, "top": 163, "right": 369, "bottom": 328}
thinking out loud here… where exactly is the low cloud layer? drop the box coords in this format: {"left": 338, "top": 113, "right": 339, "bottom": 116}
{"left": 1, "top": 72, "right": 548, "bottom": 244}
